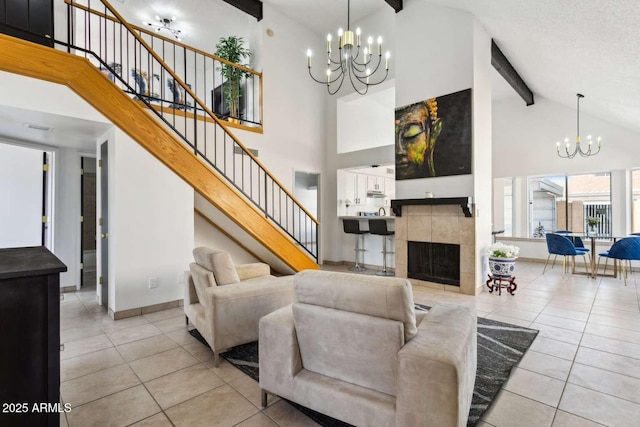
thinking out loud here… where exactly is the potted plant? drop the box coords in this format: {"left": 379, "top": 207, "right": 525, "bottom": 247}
{"left": 586, "top": 217, "right": 600, "bottom": 236}
{"left": 487, "top": 242, "right": 520, "bottom": 278}
{"left": 214, "top": 36, "right": 252, "bottom": 123}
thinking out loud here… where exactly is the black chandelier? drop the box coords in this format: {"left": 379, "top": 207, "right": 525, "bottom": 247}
{"left": 306, "top": 0, "right": 390, "bottom": 95}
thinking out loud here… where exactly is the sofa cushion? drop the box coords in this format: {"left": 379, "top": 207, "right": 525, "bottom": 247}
{"left": 189, "top": 263, "right": 216, "bottom": 308}
{"left": 294, "top": 270, "right": 417, "bottom": 341}
{"left": 193, "top": 247, "right": 240, "bottom": 285}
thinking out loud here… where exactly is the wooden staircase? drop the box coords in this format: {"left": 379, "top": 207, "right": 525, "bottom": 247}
{"left": 0, "top": 34, "right": 318, "bottom": 272}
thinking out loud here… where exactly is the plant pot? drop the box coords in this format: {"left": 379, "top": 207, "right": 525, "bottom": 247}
{"left": 488, "top": 257, "right": 517, "bottom": 278}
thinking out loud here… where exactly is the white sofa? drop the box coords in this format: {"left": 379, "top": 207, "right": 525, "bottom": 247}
{"left": 184, "top": 247, "right": 294, "bottom": 365}
{"left": 259, "top": 270, "right": 477, "bottom": 427}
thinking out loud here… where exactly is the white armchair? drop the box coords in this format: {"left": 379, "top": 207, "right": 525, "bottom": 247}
{"left": 184, "top": 247, "right": 294, "bottom": 365}
{"left": 259, "top": 270, "right": 477, "bottom": 427}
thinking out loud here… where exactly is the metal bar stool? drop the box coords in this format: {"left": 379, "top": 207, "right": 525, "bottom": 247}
{"left": 368, "top": 219, "right": 395, "bottom": 276}
{"left": 343, "top": 219, "right": 368, "bottom": 271}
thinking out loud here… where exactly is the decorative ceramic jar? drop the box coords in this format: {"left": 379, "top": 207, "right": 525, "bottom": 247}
{"left": 488, "top": 257, "right": 517, "bottom": 278}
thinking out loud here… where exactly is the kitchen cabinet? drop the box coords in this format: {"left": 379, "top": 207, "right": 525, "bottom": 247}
{"left": 354, "top": 173, "right": 367, "bottom": 205}
{"left": 367, "top": 175, "right": 385, "bottom": 193}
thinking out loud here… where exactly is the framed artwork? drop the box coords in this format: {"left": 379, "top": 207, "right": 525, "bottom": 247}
{"left": 395, "top": 88, "right": 472, "bottom": 180}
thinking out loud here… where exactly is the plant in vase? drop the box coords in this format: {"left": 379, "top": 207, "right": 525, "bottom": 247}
{"left": 344, "top": 198, "right": 352, "bottom": 216}
{"left": 214, "top": 36, "right": 252, "bottom": 122}
{"left": 487, "top": 242, "right": 520, "bottom": 278}
{"left": 586, "top": 217, "right": 600, "bottom": 236}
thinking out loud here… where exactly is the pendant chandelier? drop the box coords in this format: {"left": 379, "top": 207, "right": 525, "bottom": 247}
{"left": 306, "top": 0, "right": 390, "bottom": 95}
{"left": 556, "top": 93, "right": 602, "bottom": 159}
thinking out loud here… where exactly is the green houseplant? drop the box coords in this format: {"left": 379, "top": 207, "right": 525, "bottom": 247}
{"left": 214, "top": 36, "right": 252, "bottom": 122}
{"left": 487, "top": 242, "right": 520, "bottom": 278}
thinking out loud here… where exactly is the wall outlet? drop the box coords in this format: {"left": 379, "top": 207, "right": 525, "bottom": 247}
{"left": 148, "top": 277, "right": 158, "bottom": 289}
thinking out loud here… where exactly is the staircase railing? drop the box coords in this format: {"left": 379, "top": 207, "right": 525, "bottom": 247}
{"left": 62, "top": 0, "right": 319, "bottom": 261}
{"left": 64, "top": 0, "right": 262, "bottom": 129}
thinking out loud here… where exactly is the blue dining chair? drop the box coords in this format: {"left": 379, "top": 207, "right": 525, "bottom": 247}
{"left": 554, "top": 230, "right": 589, "bottom": 252}
{"left": 544, "top": 233, "right": 590, "bottom": 274}
{"left": 597, "top": 237, "right": 640, "bottom": 285}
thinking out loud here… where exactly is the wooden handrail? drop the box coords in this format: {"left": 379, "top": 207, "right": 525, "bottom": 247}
{"left": 64, "top": 0, "right": 261, "bottom": 76}
{"left": 92, "top": 0, "right": 319, "bottom": 225}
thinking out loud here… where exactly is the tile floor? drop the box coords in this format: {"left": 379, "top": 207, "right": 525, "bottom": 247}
{"left": 58, "top": 261, "right": 640, "bottom": 426}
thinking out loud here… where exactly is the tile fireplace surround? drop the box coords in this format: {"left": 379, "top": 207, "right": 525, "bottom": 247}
{"left": 394, "top": 202, "right": 477, "bottom": 295}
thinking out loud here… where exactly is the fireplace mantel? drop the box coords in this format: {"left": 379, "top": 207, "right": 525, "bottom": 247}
{"left": 391, "top": 197, "right": 473, "bottom": 217}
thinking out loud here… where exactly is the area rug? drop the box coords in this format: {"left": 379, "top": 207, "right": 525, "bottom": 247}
{"left": 189, "top": 304, "right": 538, "bottom": 426}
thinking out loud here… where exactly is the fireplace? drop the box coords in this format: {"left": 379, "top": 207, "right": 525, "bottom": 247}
{"left": 408, "top": 241, "right": 460, "bottom": 286}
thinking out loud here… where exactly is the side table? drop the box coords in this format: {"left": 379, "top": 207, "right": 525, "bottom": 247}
{"left": 486, "top": 274, "right": 517, "bottom": 296}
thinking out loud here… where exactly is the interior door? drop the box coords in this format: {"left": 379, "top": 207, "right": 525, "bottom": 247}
{"left": 100, "top": 142, "right": 109, "bottom": 308}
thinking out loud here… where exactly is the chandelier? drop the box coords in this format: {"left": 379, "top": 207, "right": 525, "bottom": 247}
{"left": 306, "top": 0, "right": 390, "bottom": 95}
{"left": 143, "top": 16, "right": 185, "bottom": 41}
{"left": 556, "top": 93, "right": 602, "bottom": 159}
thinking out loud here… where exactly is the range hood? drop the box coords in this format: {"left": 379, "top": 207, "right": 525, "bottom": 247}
{"left": 367, "top": 190, "right": 387, "bottom": 198}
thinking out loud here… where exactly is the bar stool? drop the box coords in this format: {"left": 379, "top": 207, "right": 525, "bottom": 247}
{"left": 368, "top": 219, "right": 395, "bottom": 276}
{"left": 343, "top": 219, "right": 368, "bottom": 271}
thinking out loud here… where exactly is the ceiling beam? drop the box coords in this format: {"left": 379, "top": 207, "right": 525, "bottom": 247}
{"left": 491, "top": 40, "right": 534, "bottom": 106}
{"left": 385, "top": 0, "right": 403, "bottom": 13}
{"left": 222, "top": 0, "right": 263, "bottom": 21}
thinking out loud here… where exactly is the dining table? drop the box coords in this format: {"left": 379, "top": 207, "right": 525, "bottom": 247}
{"left": 556, "top": 232, "right": 621, "bottom": 279}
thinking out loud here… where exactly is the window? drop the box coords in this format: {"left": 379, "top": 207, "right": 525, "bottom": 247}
{"left": 527, "top": 172, "right": 611, "bottom": 238}
{"left": 503, "top": 179, "right": 512, "bottom": 237}
{"left": 632, "top": 169, "right": 640, "bottom": 233}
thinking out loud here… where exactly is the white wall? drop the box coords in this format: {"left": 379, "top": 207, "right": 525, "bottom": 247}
{"left": 230, "top": 3, "right": 327, "bottom": 194}
{"left": 337, "top": 87, "right": 395, "bottom": 154}
{"left": 109, "top": 128, "right": 194, "bottom": 312}
{"left": 194, "top": 213, "right": 259, "bottom": 266}
{"left": 472, "top": 20, "right": 493, "bottom": 290}
{"left": 395, "top": 1, "right": 474, "bottom": 199}
{"left": 0, "top": 143, "right": 44, "bottom": 248}
{"left": 493, "top": 96, "right": 640, "bottom": 178}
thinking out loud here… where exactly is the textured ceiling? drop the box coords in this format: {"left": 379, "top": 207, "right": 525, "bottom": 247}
{"left": 425, "top": 0, "right": 640, "bottom": 132}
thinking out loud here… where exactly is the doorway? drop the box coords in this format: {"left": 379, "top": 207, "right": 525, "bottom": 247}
{"left": 0, "top": 143, "right": 52, "bottom": 248}
{"left": 99, "top": 142, "right": 109, "bottom": 308}
{"left": 80, "top": 157, "right": 97, "bottom": 290}
{"left": 294, "top": 171, "right": 320, "bottom": 259}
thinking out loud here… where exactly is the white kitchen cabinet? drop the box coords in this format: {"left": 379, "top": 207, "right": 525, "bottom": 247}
{"left": 355, "top": 173, "right": 367, "bottom": 205}
{"left": 367, "top": 175, "right": 385, "bottom": 193}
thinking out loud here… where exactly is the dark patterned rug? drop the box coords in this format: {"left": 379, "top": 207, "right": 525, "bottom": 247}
{"left": 189, "top": 303, "right": 538, "bottom": 426}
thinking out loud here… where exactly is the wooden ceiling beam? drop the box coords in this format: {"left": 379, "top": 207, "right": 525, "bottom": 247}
{"left": 222, "top": 0, "right": 263, "bottom": 21}
{"left": 385, "top": 0, "right": 403, "bottom": 13}
{"left": 491, "top": 39, "right": 534, "bottom": 106}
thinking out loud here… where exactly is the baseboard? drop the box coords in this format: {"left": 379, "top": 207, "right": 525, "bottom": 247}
{"left": 60, "top": 285, "right": 76, "bottom": 293}
{"left": 321, "top": 260, "right": 342, "bottom": 266}
{"left": 111, "top": 299, "right": 182, "bottom": 320}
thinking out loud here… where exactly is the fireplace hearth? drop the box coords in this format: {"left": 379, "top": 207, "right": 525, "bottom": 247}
{"left": 408, "top": 241, "right": 460, "bottom": 286}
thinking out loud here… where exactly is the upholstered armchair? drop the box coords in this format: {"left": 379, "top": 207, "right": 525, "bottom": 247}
{"left": 184, "top": 247, "right": 294, "bottom": 365}
{"left": 259, "top": 270, "right": 477, "bottom": 427}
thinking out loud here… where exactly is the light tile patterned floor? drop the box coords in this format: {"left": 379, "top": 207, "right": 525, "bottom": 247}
{"left": 59, "top": 262, "right": 640, "bottom": 426}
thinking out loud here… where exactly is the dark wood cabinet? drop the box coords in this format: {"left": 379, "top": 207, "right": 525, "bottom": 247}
{"left": 0, "top": 0, "right": 54, "bottom": 47}
{"left": 0, "top": 246, "right": 66, "bottom": 427}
